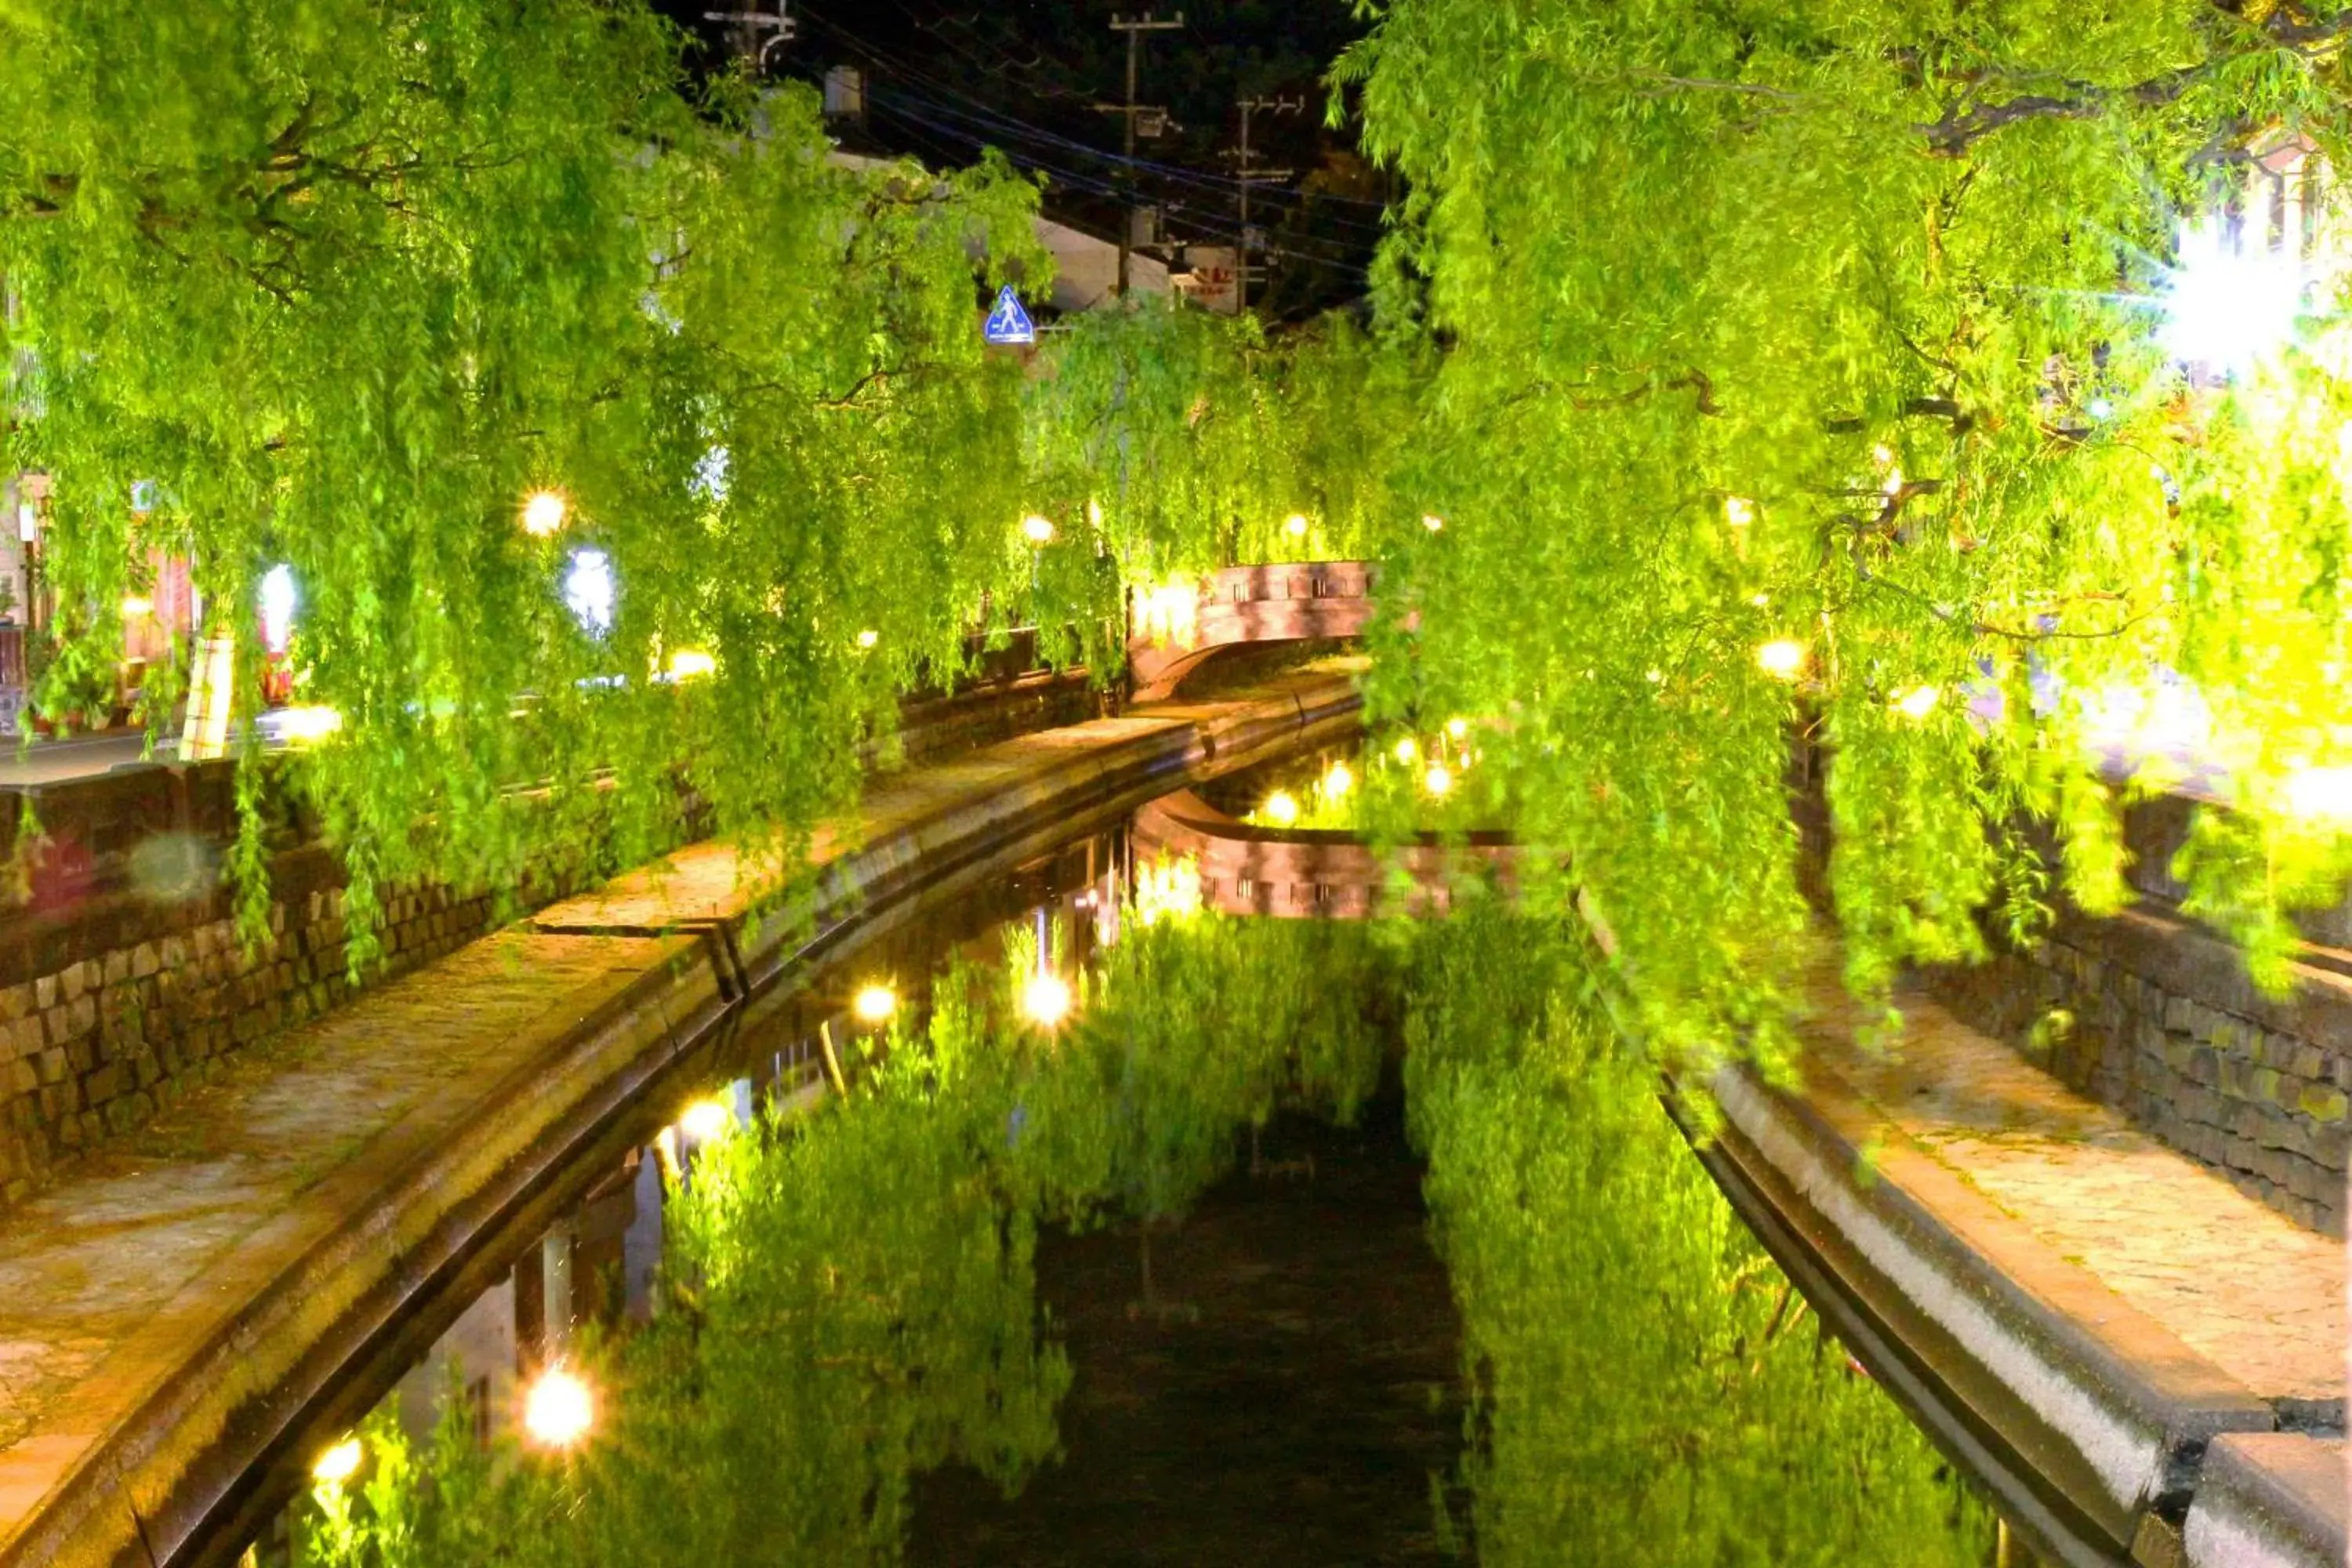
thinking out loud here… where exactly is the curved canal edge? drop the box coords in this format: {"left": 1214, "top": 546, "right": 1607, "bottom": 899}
{"left": 1682, "top": 977, "right": 2346, "bottom": 1568}
{"left": 0, "top": 670, "right": 1362, "bottom": 1568}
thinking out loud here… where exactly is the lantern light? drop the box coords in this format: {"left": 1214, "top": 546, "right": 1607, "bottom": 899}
{"left": 1392, "top": 737, "right": 1418, "bottom": 764}
{"left": 1757, "top": 640, "right": 1806, "bottom": 681}
{"left": 668, "top": 649, "right": 716, "bottom": 681}
{"left": 522, "top": 1366, "right": 595, "bottom": 1450}
{"left": 522, "top": 491, "right": 568, "bottom": 537}
{"left": 1894, "top": 684, "right": 1941, "bottom": 720}
{"left": 1263, "top": 790, "right": 1300, "bottom": 827}
{"left": 1423, "top": 764, "right": 1454, "bottom": 797}
{"left": 856, "top": 630, "right": 880, "bottom": 650}
{"left": 1022, "top": 514, "right": 1055, "bottom": 545}
{"left": 853, "top": 984, "right": 898, "bottom": 1024}
{"left": 1322, "top": 762, "right": 1353, "bottom": 800}
{"left": 1724, "top": 496, "right": 1755, "bottom": 528}
{"left": 1421, "top": 514, "right": 1446, "bottom": 532}
{"left": 1284, "top": 514, "right": 1309, "bottom": 539}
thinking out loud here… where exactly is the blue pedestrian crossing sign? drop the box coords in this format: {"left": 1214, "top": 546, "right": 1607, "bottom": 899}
{"left": 984, "top": 285, "right": 1036, "bottom": 347}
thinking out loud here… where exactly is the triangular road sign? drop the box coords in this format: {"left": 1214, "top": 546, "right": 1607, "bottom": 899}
{"left": 984, "top": 284, "right": 1036, "bottom": 346}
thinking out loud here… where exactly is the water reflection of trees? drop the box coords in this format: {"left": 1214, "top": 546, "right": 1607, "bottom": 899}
{"left": 291, "top": 913, "right": 1991, "bottom": 1565}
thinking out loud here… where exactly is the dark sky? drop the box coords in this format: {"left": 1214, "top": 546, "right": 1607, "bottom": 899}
{"left": 648, "top": 0, "right": 1383, "bottom": 318}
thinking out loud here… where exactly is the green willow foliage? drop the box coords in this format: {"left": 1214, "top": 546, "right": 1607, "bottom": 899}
{"left": 1334, "top": 0, "right": 2352, "bottom": 1053}
{"left": 1402, "top": 913, "right": 1994, "bottom": 1563}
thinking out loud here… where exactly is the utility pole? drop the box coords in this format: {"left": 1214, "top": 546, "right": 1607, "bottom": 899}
{"left": 1227, "top": 96, "right": 1301, "bottom": 314}
{"left": 1098, "top": 13, "right": 1185, "bottom": 299}
{"left": 703, "top": 0, "right": 795, "bottom": 74}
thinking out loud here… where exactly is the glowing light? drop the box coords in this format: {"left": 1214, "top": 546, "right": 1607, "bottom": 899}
{"left": 2284, "top": 767, "right": 2352, "bottom": 828}
{"left": 1087, "top": 499, "right": 1104, "bottom": 528}
{"left": 1757, "top": 640, "right": 1806, "bottom": 681}
{"left": 260, "top": 564, "right": 296, "bottom": 655}
{"left": 1392, "top": 737, "right": 1418, "bottom": 764}
{"left": 120, "top": 596, "right": 154, "bottom": 619}
{"left": 1135, "top": 582, "right": 1200, "bottom": 646}
{"left": 522, "top": 490, "right": 568, "bottom": 537}
{"left": 853, "top": 984, "right": 898, "bottom": 1024}
{"left": 2081, "top": 677, "right": 2213, "bottom": 760}
{"left": 1724, "top": 495, "right": 1755, "bottom": 528}
{"left": 1321, "top": 762, "right": 1353, "bottom": 800}
{"left": 311, "top": 1437, "right": 363, "bottom": 1486}
{"left": 2160, "top": 218, "right": 2307, "bottom": 376}
{"left": 1134, "top": 855, "right": 1203, "bottom": 927}
{"left": 1423, "top": 764, "right": 1454, "bottom": 797}
{"left": 1022, "top": 514, "right": 1055, "bottom": 544}
{"left": 855, "top": 630, "right": 880, "bottom": 650}
{"left": 1446, "top": 717, "right": 1468, "bottom": 741}
{"left": 1893, "top": 684, "right": 1941, "bottom": 720}
{"left": 275, "top": 706, "right": 343, "bottom": 743}
{"left": 564, "top": 549, "right": 614, "bottom": 637}
{"left": 667, "top": 649, "right": 716, "bottom": 681}
{"left": 678, "top": 1098, "right": 732, "bottom": 1142}
{"left": 1421, "top": 514, "right": 1446, "bottom": 532}
{"left": 1022, "top": 972, "right": 1073, "bottom": 1029}
{"left": 522, "top": 1366, "right": 595, "bottom": 1449}
{"left": 2087, "top": 397, "right": 2114, "bottom": 421}
{"left": 1284, "top": 513, "right": 1309, "bottom": 539}
{"left": 1263, "top": 790, "right": 1300, "bottom": 827}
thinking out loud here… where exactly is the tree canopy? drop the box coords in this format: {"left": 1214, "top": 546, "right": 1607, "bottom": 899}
{"left": 1332, "top": 0, "right": 2352, "bottom": 1057}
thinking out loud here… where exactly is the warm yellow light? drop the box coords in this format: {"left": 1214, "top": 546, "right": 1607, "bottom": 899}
{"left": 1894, "top": 684, "right": 1941, "bottom": 720}
{"left": 668, "top": 649, "right": 716, "bottom": 681}
{"left": 2284, "top": 767, "right": 2352, "bottom": 827}
{"left": 1284, "top": 513, "right": 1309, "bottom": 538}
{"left": 1446, "top": 717, "right": 1468, "bottom": 741}
{"left": 1263, "top": 789, "right": 1300, "bottom": 827}
{"left": 1392, "top": 737, "right": 1418, "bottom": 764}
{"left": 1134, "top": 854, "right": 1203, "bottom": 927}
{"left": 1087, "top": 499, "right": 1105, "bottom": 528}
{"left": 522, "top": 1365, "right": 595, "bottom": 1449}
{"left": 853, "top": 984, "right": 898, "bottom": 1024}
{"left": 522, "top": 490, "right": 568, "bottom": 537}
{"left": 120, "top": 595, "right": 154, "bottom": 619}
{"left": 1022, "top": 972, "right": 1073, "bottom": 1029}
{"left": 1756, "top": 640, "right": 1806, "bottom": 681}
{"left": 855, "top": 630, "right": 879, "bottom": 650}
{"left": 1724, "top": 495, "right": 1755, "bottom": 528}
{"left": 1322, "top": 762, "right": 1353, "bottom": 800}
{"left": 1022, "top": 514, "right": 1055, "bottom": 545}
{"left": 311, "top": 1436, "right": 363, "bottom": 1486}
{"left": 1421, "top": 514, "right": 1446, "bottom": 532}
{"left": 679, "top": 1098, "right": 732, "bottom": 1142}
{"left": 1423, "top": 764, "right": 1454, "bottom": 797}
{"left": 277, "top": 706, "right": 343, "bottom": 743}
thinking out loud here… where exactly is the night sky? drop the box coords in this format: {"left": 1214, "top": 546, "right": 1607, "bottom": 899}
{"left": 648, "top": 0, "right": 1381, "bottom": 318}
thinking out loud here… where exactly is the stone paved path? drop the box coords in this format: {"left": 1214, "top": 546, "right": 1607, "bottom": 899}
{"left": 0, "top": 668, "right": 1360, "bottom": 1560}
{"left": 1803, "top": 975, "right": 2347, "bottom": 1423}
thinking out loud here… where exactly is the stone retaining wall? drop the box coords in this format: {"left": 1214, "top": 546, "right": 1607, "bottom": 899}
{"left": 1925, "top": 797, "right": 2352, "bottom": 1238}
{"left": 0, "top": 670, "right": 1100, "bottom": 1210}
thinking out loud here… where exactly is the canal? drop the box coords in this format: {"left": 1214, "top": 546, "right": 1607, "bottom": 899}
{"left": 230, "top": 757, "right": 2002, "bottom": 1566}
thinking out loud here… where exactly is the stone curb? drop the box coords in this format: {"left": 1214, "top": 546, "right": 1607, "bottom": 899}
{"left": 2179, "top": 1433, "right": 2347, "bottom": 1568}
{"left": 0, "top": 674, "right": 1362, "bottom": 1568}
{"left": 1697, "top": 1062, "right": 2280, "bottom": 1567}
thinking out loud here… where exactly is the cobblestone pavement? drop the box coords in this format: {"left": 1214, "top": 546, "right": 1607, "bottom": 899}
{"left": 1804, "top": 976, "right": 2347, "bottom": 1420}
{"left": 0, "top": 674, "right": 1356, "bottom": 1545}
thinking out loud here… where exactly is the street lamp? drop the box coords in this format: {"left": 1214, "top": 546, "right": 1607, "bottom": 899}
{"left": 523, "top": 1365, "right": 595, "bottom": 1450}
{"left": 523, "top": 490, "right": 569, "bottom": 537}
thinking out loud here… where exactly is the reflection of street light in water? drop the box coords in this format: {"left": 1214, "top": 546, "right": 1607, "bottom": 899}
{"left": 523, "top": 1365, "right": 595, "bottom": 1449}
{"left": 311, "top": 1436, "right": 363, "bottom": 1486}
{"left": 1022, "top": 973, "right": 1073, "bottom": 1029}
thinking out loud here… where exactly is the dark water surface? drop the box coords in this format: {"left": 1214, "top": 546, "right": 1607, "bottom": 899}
{"left": 913, "top": 1095, "right": 1465, "bottom": 1568}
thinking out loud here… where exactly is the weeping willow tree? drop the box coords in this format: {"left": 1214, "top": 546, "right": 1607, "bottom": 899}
{"left": 0, "top": 0, "right": 1064, "bottom": 948}
{"left": 1336, "top": 0, "right": 2352, "bottom": 1061}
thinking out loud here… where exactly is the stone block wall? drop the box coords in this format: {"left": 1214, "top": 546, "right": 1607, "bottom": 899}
{"left": 0, "top": 667, "right": 1102, "bottom": 1212}
{"left": 1928, "top": 907, "right": 2352, "bottom": 1238}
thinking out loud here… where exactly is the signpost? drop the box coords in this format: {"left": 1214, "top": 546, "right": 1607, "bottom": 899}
{"left": 983, "top": 285, "right": 1036, "bottom": 347}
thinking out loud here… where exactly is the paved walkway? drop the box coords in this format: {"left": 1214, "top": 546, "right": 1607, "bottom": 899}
{"left": 1802, "top": 976, "right": 2346, "bottom": 1425}
{"left": 0, "top": 667, "right": 1361, "bottom": 1567}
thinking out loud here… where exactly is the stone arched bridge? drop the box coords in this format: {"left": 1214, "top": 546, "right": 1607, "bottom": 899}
{"left": 1128, "top": 561, "right": 1381, "bottom": 701}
